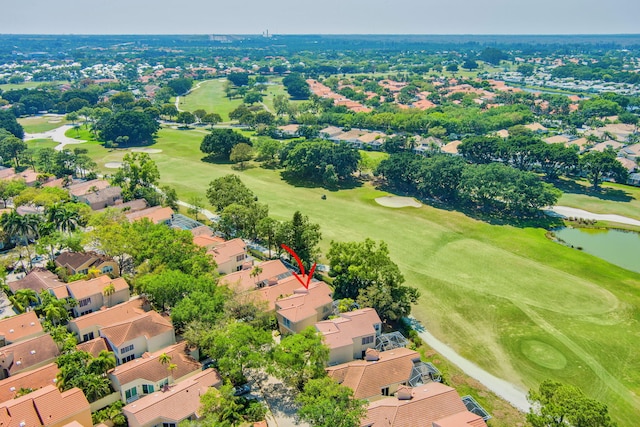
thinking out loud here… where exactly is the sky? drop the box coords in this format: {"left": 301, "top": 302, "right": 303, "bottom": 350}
{"left": 2, "top": 0, "right": 639, "bottom": 35}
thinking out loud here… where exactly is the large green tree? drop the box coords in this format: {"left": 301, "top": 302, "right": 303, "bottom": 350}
{"left": 297, "top": 377, "right": 368, "bottom": 427}
{"left": 328, "top": 238, "right": 419, "bottom": 322}
{"left": 99, "top": 110, "right": 159, "bottom": 146}
{"left": 200, "top": 128, "right": 252, "bottom": 160}
{"left": 527, "top": 380, "right": 617, "bottom": 427}
{"left": 110, "top": 152, "right": 160, "bottom": 202}
{"left": 579, "top": 148, "right": 629, "bottom": 190}
{"left": 276, "top": 211, "right": 322, "bottom": 270}
{"left": 206, "top": 174, "right": 256, "bottom": 212}
{"left": 0, "top": 110, "right": 24, "bottom": 139}
{"left": 0, "top": 131, "right": 27, "bottom": 168}
{"left": 269, "top": 327, "right": 329, "bottom": 391}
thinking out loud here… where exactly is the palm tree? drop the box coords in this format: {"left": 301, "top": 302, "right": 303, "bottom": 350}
{"left": 88, "top": 350, "right": 116, "bottom": 377}
{"left": 103, "top": 283, "right": 116, "bottom": 307}
{"left": 250, "top": 266, "right": 263, "bottom": 285}
{"left": 47, "top": 205, "right": 80, "bottom": 234}
{"left": 167, "top": 363, "right": 178, "bottom": 383}
{"left": 1, "top": 211, "right": 41, "bottom": 269}
{"left": 42, "top": 299, "right": 70, "bottom": 326}
{"left": 10, "top": 288, "right": 38, "bottom": 313}
{"left": 158, "top": 352, "right": 172, "bottom": 366}
{"left": 79, "top": 373, "right": 112, "bottom": 402}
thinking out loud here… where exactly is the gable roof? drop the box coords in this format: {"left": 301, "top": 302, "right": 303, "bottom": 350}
{"left": 8, "top": 269, "right": 62, "bottom": 295}
{"left": 219, "top": 260, "right": 291, "bottom": 293}
{"left": 67, "top": 179, "right": 110, "bottom": 197}
{"left": 0, "top": 385, "right": 90, "bottom": 427}
{"left": 76, "top": 337, "right": 108, "bottom": 358}
{"left": 326, "top": 348, "right": 419, "bottom": 399}
{"left": 0, "top": 334, "right": 59, "bottom": 376}
{"left": 96, "top": 199, "right": 148, "bottom": 214}
{"left": 192, "top": 234, "right": 224, "bottom": 249}
{"left": 123, "top": 369, "right": 221, "bottom": 426}
{"left": 315, "top": 308, "right": 381, "bottom": 350}
{"left": 275, "top": 281, "right": 333, "bottom": 323}
{"left": 0, "top": 363, "right": 59, "bottom": 403}
{"left": 363, "top": 383, "right": 486, "bottom": 427}
{"left": 0, "top": 312, "right": 43, "bottom": 344}
{"left": 256, "top": 275, "right": 305, "bottom": 311}
{"left": 125, "top": 206, "right": 174, "bottom": 224}
{"left": 54, "top": 252, "right": 114, "bottom": 271}
{"left": 109, "top": 343, "right": 200, "bottom": 386}
{"left": 207, "top": 238, "right": 246, "bottom": 265}
{"left": 69, "top": 299, "right": 145, "bottom": 332}
{"left": 66, "top": 276, "right": 128, "bottom": 301}
{"left": 82, "top": 186, "right": 122, "bottom": 204}
{"left": 99, "top": 311, "right": 173, "bottom": 347}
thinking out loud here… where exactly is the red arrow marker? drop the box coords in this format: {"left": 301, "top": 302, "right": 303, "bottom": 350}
{"left": 281, "top": 244, "right": 316, "bottom": 290}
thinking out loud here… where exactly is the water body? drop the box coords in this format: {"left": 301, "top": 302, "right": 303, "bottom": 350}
{"left": 553, "top": 227, "right": 640, "bottom": 273}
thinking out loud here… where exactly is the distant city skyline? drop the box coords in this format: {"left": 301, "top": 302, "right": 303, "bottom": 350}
{"left": 3, "top": 0, "right": 639, "bottom": 35}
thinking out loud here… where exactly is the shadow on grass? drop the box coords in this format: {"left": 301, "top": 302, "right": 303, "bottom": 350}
{"left": 200, "top": 154, "right": 235, "bottom": 165}
{"left": 551, "top": 178, "right": 633, "bottom": 202}
{"left": 376, "top": 182, "right": 565, "bottom": 230}
{"left": 280, "top": 171, "right": 364, "bottom": 191}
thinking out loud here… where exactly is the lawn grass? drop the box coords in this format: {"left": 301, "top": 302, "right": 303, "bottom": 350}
{"left": 80, "top": 126, "right": 640, "bottom": 425}
{"left": 177, "top": 79, "right": 243, "bottom": 121}
{"left": 64, "top": 125, "right": 98, "bottom": 142}
{"left": 0, "top": 80, "right": 69, "bottom": 91}
{"left": 556, "top": 178, "right": 640, "bottom": 220}
{"left": 18, "top": 116, "right": 69, "bottom": 134}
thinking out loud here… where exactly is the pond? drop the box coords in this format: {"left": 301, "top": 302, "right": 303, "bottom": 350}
{"left": 553, "top": 227, "right": 640, "bottom": 274}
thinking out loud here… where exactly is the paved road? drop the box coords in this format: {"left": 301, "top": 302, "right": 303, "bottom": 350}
{"left": 406, "top": 317, "right": 531, "bottom": 413}
{"left": 546, "top": 205, "right": 640, "bottom": 227}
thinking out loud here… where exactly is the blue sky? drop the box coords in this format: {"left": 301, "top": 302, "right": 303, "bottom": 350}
{"left": 3, "top": 0, "right": 639, "bottom": 34}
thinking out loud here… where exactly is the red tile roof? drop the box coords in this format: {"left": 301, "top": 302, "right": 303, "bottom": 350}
{"left": 219, "top": 260, "right": 291, "bottom": 293}
{"left": 109, "top": 343, "right": 200, "bottom": 386}
{"left": 363, "top": 383, "right": 486, "bottom": 427}
{"left": 99, "top": 312, "right": 173, "bottom": 347}
{"left": 66, "top": 276, "right": 128, "bottom": 301}
{"left": 327, "top": 348, "right": 419, "bottom": 399}
{"left": 69, "top": 299, "right": 145, "bottom": 332}
{"left": 0, "top": 335, "right": 59, "bottom": 376}
{"left": 275, "top": 281, "right": 333, "bottom": 323}
{"left": 8, "top": 269, "right": 62, "bottom": 295}
{"left": 123, "top": 369, "right": 221, "bottom": 427}
{"left": 0, "top": 363, "right": 59, "bottom": 403}
{"left": 125, "top": 206, "right": 174, "bottom": 224}
{"left": 76, "top": 337, "right": 108, "bottom": 358}
{"left": 315, "top": 308, "right": 381, "bottom": 350}
{"left": 0, "top": 312, "right": 43, "bottom": 344}
{"left": 207, "top": 238, "right": 246, "bottom": 266}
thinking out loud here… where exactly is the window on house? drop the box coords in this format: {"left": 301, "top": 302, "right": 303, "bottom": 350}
{"left": 80, "top": 309, "right": 92, "bottom": 316}
{"left": 79, "top": 298, "right": 91, "bottom": 307}
{"left": 121, "top": 354, "right": 135, "bottom": 364}
{"left": 381, "top": 387, "right": 389, "bottom": 396}
{"left": 125, "top": 387, "right": 138, "bottom": 401}
{"left": 361, "top": 336, "right": 374, "bottom": 345}
{"left": 142, "top": 384, "right": 154, "bottom": 394}
{"left": 236, "top": 254, "right": 245, "bottom": 262}
{"left": 102, "top": 266, "right": 114, "bottom": 273}
{"left": 79, "top": 269, "right": 88, "bottom": 275}
{"left": 120, "top": 344, "right": 134, "bottom": 354}
{"left": 162, "top": 423, "right": 176, "bottom": 427}
{"left": 82, "top": 332, "right": 94, "bottom": 342}
{"left": 282, "top": 317, "right": 291, "bottom": 328}
{"left": 158, "top": 378, "right": 169, "bottom": 388}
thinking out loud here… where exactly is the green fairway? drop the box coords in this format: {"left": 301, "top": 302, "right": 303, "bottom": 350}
{"left": 18, "top": 116, "right": 69, "bottom": 134}
{"left": 177, "top": 79, "right": 243, "bottom": 121}
{"left": 78, "top": 127, "right": 640, "bottom": 425}
{"left": 0, "top": 80, "right": 69, "bottom": 91}
{"left": 557, "top": 178, "right": 640, "bottom": 220}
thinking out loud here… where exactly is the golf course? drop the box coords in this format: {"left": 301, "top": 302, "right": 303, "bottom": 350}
{"left": 22, "top": 74, "right": 640, "bottom": 424}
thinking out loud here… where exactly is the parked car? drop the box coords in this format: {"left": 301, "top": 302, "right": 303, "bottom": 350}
{"left": 233, "top": 383, "right": 251, "bottom": 396}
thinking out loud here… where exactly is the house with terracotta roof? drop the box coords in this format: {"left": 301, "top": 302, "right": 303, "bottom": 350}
{"left": 207, "top": 238, "right": 249, "bottom": 274}
{"left": 361, "top": 382, "right": 487, "bottom": 427}
{"left": 122, "top": 369, "right": 222, "bottom": 427}
{"left": 0, "top": 312, "right": 44, "bottom": 347}
{"left": 219, "top": 259, "right": 292, "bottom": 294}
{"left": 524, "top": 122, "right": 548, "bottom": 133}
{"left": 8, "top": 269, "right": 62, "bottom": 297}
{"left": 0, "top": 385, "right": 92, "bottom": 427}
{"left": 544, "top": 135, "right": 571, "bottom": 145}
{"left": 0, "top": 334, "right": 59, "bottom": 380}
{"left": 0, "top": 363, "right": 58, "bottom": 403}
{"left": 67, "top": 179, "right": 111, "bottom": 199}
{"left": 68, "top": 299, "right": 146, "bottom": 344}
{"left": 108, "top": 343, "right": 202, "bottom": 404}
{"left": 275, "top": 281, "right": 333, "bottom": 335}
{"left": 76, "top": 337, "right": 108, "bottom": 358}
{"left": 54, "top": 252, "right": 119, "bottom": 278}
{"left": 590, "top": 140, "right": 624, "bottom": 153}
{"left": 326, "top": 347, "right": 421, "bottom": 401}
{"left": 315, "top": 308, "right": 382, "bottom": 365}
{"left": 192, "top": 234, "right": 225, "bottom": 250}
{"left": 66, "top": 276, "right": 130, "bottom": 317}
{"left": 96, "top": 199, "right": 147, "bottom": 214}
{"left": 99, "top": 311, "right": 175, "bottom": 365}
{"left": 125, "top": 206, "right": 174, "bottom": 225}
{"left": 441, "top": 140, "right": 462, "bottom": 155}
{"left": 78, "top": 186, "right": 123, "bottom": 210}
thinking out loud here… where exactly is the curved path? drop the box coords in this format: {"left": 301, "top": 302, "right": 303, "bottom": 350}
{"left": 24, "top": 124, "right": 86, "bottom": 151}
{"left": 546, "top": 206, "right": 640, "bottom": 227}
{"left": 405, "top": 317, "right": 531, "bottom": 413}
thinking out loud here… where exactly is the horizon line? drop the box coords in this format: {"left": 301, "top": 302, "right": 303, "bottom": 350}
{"left": 1, "top": 33, "right": 640, "bottom": 37}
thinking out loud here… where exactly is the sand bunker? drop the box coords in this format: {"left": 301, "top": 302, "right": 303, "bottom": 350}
{"left": 105, "top": 162, "right": 123, "bottom": 169}
{"left": 131, "top": 148, "right": 162, "bottom": 154}
{"left": 375, "top": 196, "right": 422, "bottom": 208}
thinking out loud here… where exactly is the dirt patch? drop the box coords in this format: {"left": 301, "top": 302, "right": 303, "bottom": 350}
{"left": 131, "top": 148, "right": 163, "bottom": 154}
{"left": 105, "top": 162, "right": 123, "bottom": 169}
{"left": 375, "top": 196, "right": 422, "bottom": 208}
